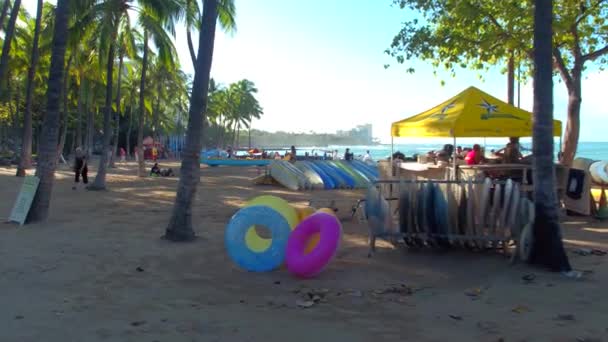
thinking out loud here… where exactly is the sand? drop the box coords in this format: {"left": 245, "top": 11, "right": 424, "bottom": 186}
{"left": 1, "top": 160, "right": 607, "bottom": 342}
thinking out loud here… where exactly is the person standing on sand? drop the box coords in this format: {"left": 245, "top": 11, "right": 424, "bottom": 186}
{"left": 134, "top": 146, "right": 139, "bottom": 162}
{"left": 73, "top": 147, "right": 88, "bottom": 190}
{"left": 152, "top": 146, "right": 158, "bottom": 162}
{"left": 119, "top": 147, "right": 126, "bottom": 163}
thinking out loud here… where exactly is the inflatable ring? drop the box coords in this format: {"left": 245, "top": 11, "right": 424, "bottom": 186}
{"left": 244, "top": 196, "right": 298, "bottom": 252}
{"left": 303, "top": 208, "right": 337, "bottom": 253}
{"left": 286, "top": 212, "right": 342, "bottom": 278}
{"left": 225, "top": 206, "right": 291, "bottom": 272}
{"left": 293, "top": 206, "right": 316, "bottom": 222}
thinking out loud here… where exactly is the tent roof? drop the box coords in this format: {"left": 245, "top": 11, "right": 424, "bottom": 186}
{"left": 391, "top": 86, "right": 562, "bottom": 138}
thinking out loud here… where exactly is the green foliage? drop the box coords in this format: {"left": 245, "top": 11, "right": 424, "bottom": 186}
{"left": 0, "top": 0, "right": 252, "bottom": 154}
{"left": 387, "top": 0, "right": 608, "bottom": 80}
{"left": 206, "top": 78, "right": 264, "bottom": 147}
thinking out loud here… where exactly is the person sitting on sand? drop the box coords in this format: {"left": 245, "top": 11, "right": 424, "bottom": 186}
{"left": 73, "top": 147, "right": 88, "bottom": 190}
{"left": 435, "top": 144, "right": 454, "bottom": 162}
{"left": 362, "top": 150, "right": 372, "bottom": 163}
{"left": 344, "top": 148, "right": 354, "bottom": 161}
{"left": 494, "top": 137, "right": 523, "bottom": 164}
{"left": 150, "top": 163, "right": 161, "bottom": 176}
{"left": 465, "top": 144, "right": 484, "bottom": 165}
{"left": 289, "top": 146, "right": 297, "bottom": 162}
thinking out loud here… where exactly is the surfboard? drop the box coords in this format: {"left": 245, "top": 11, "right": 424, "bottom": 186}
{"left": 499, "top": 179, "right": 514, "bottom": 233}
{"left": 466, "top": 178, "right": 478, "bottom": 248}
{"left": 507, "top": 182, "right": 520, "bottom": 240}
{"left": 269, "top": 161, "right": 300, "bottom": 190}
{"left": 477, "top": 177, "right": 492, "bottom": 240}
{"left": 433, "top": 183, "right": 450, "bottom": 247}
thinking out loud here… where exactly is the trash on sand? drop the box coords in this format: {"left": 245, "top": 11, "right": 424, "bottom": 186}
{"left": 464, "top": 288, "right": 483, "bottom": 297}
{"left": 296, "top": 300, "right": 315, "bottom": 308}
{"left": 449, "top": 315, "right": 463, "bottom": 320}
{"left": 372, "top": 283, "right": 413, "bottom": 296}
{"left": 521, "top": 274, "right": 536, "bottom": 283}
{"left": 347, "top": 289, "right": 363, "bottom": 297}
{"left": 130, "top": 321, "right": 147, "bottom": 327}
{"left": 555, "top": 313, "right": 575, "bottom": 321}
{"left": 511, "top": 305, "right": 531, "bottom": 314}
{"left": 136, "top": 267, "right": 144, "bottom": 272}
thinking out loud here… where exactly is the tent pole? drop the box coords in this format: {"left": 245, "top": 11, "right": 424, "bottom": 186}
{"left": 453, "top": 135, "right": 457, "bottom": 180}
{"left": 391, "top": 136, "right": 394, "bottom": 175}
{"left": 559, "top": 134, "right": 562, "bottom": 161}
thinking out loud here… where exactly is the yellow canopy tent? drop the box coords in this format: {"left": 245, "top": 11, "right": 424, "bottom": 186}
{"left": 391, "top": 86, "right": 562, "bottom": 138}
{"left": 390, "top": 86, "right": 563, "bottom": 179}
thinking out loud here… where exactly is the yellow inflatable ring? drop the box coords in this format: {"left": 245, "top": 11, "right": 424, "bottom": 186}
{"left": 294, "top": 206, "right": 316, "bottom": 223}
{"left": 244, "top": 196, "right": 298, "bottom": 252}
{"left": 303, "top": 208, "right": 337, "bottom": 254}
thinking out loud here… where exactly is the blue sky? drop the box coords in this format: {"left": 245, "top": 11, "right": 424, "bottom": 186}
{"left": 24, "top": 1, "right": 608, "bottom": 142}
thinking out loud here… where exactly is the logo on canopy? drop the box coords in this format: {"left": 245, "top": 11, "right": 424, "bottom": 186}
{"left": 478, "top": 99, "right": 522, "bottom": 120}
{"left": 429, "top": 101, "right": 456, "bottom": 120}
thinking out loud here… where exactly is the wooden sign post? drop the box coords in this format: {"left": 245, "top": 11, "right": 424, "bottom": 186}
{"left": 9, "top": 175, "right": 40, "bottom": 225}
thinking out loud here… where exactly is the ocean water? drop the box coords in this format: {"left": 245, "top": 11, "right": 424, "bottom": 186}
{"left": 291, "top": 142, "right": 608, "bottom": 161}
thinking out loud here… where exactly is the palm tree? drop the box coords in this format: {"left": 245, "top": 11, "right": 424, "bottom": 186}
{"left": 87, "top": 8, "right": 117, "bottom": 190}
{"left": 27, "top": 0, "right": 70, "bottom": 223}
{"left": 185, "top": 0, "right": 235, "bottom": 67}
{"left": 0, "top": 0, "right": 20, "bottom": 96}
{"left": 85, "top": 0, "right": 180, "bottom": 186}
{"left": 109, "top": 22, "right": 137, "bottom": 168}
{"left": 136, "top": 1, "right": 182, "bottom": 177}
{"left": 15, "top": 0, "right": 42, "bottom": 177}
{"left": 528, "top": 0, "right": 571, "bottom": 272}
{"left": 0, "top": 0, "right": 11, "bottom": 33}
{"left": 165, "top": 0, "right": 219, "bottom": 241}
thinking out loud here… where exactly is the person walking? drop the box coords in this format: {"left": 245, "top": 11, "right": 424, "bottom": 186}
{"left": 119, "top": 147, "right": 126, "bottom": 163}
{"left": 73, "top": 147, "right": 88, "bottom": 190}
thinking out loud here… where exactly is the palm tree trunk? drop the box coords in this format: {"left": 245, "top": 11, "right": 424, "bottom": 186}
{"left": 507, "top": 51, "right": 514, "bottom": 105}
{"left": 560, "top": 77, "right": 582, "bottom": 166}
{"left": 528, "top": 0, "right": 571, "bottom": 272}
{"left": 0, "top": 0, "right": 20, "bottom": 96}
{"left": 126, "top": 89, "right": 134, "bottom": 158}
{"left": 110, "top": 50, "right": 124, "bottom": 168}
{"left": 137, "top": 30, "right": 149, "bottom": 177}
{"left": 76, "top": 71, "right": 85, "bottom": 147}
{"left": 235, "top": 123, "right": 240, "bottom": 148}
{"left": 152, "top": 80, "right": 161, "bottom": 142}
{"left": 12, "top": 78, "right": 20, "bottom": 136}
{"left": 85, "top": 82, "right": 94, "bottom": 158}
{"left": 248, "top": 123, "right": 251, "bottom": 149}
{"left": 186, "top": 0, "right": 197, "bottom": 67}
{"left": 57, "top": 54, "right": 72, "bottom": 161}
{"left": 27, "top": 0, "right": 69, "bottom": 223}
{"left": 89, "top": 41, "right": 115, "bottom": 190}
{"left": 165, "top": 0, "right": 219, "bottom": 241}
{"left": 0, "top": 0, "right": 11, "bottom": 35}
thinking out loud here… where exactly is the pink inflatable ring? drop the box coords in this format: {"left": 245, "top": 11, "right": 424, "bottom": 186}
{"left": 286, "top": 212, "right": 342, "bottom": 278}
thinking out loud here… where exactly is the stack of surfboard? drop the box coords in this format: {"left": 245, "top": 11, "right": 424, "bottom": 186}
{"left": 266, "top": 160, "right": 378, "bottom": 191}
{"left": 589, "top": 160, "right": 608, "bottom": 185}
{"left": 366, "top": 177, "right": 534, "bottom": 251}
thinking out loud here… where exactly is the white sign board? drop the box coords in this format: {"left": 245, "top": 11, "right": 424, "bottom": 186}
{"left": 9, "top": 175, "right": 40, "bottom": 225}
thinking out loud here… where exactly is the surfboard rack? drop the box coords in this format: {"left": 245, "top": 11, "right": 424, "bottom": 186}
{"left": 364, "top": 178, "right": 534, "bottom": 259}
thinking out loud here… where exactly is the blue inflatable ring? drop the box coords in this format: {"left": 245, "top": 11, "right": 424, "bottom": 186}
{"left": 225, "top": 205, "right": 291, "bottom": 272}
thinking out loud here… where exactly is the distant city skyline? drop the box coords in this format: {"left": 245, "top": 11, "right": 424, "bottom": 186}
{"left": 23, "top": 1, "right": 608, "bottom": 142}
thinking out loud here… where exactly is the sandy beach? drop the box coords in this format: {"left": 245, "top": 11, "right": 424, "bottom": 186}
{"left": 1, "top": 160, "right": 607, "bottom": 342}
